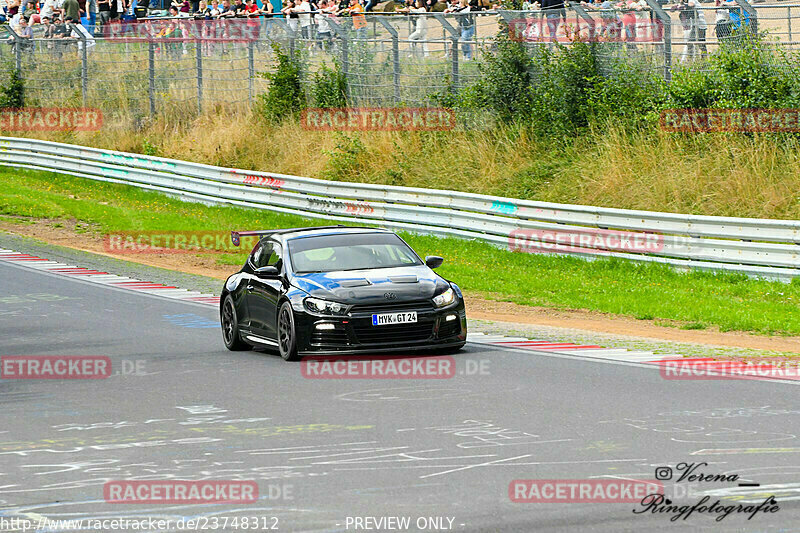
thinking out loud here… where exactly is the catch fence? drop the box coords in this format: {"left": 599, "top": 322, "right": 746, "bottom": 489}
{"left": 0, "top": 2, "right": 798, "bottom": 122}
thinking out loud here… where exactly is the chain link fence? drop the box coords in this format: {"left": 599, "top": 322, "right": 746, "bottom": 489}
{"left": 0, "top": 1, "right": 797, "bottom": 125}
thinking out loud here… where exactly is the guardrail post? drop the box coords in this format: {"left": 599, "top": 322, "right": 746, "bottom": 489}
{"left": 643, "top": 0, "right": 671, "bottom": 82}
{"left": 434, "top": 13, "right": 460, "bottom": 92}
{"left": 789, "top": 6, "right": 792, "bottom": 42}
{"left": 376, "top": 17, "right": 400, "bottom": 104}
{"left": 248, "top": 40, "right": 255, "bottom": 105}
{"left": 7, "top": 27, "right": 22, "bottom": 72}
{"left": 74, "top": 25, "right": 89, "bottom": 107}
{"left": 196, "top": 39, "right": 203, "bottom": 114}
{"left": 148, "top": 39, "right": 156, "bottom": 115}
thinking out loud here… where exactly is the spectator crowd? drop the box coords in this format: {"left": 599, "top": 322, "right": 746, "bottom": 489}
{"left": 2, "top": 0, "right": 751, "bottom": 62}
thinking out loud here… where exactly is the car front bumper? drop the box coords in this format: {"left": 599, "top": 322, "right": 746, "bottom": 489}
{"left": 294, "top": 300, "right": 467, "bottom": 356}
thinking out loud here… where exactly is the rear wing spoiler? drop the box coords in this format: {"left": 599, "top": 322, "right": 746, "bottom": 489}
{"left": 230, "top": 231, "right": 271, "bottom": 247}
{"left": 230, "top": 226, "right": 348, "bottom": 246}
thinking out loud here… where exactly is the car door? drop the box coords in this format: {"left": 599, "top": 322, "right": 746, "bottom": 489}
{"left": 245, "top": 240, "right": 285, "bottom": 340}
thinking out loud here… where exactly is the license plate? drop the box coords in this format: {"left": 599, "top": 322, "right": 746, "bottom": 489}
{"left": 372, "top": 311, "right": 418, "bottom": 326}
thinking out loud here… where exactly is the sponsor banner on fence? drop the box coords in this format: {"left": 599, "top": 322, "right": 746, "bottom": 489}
{"left": 508, "top": 17, "right": 663, "bottom": 43}
{"left": 301, "top": 108, "right": 457, "bottom": 131}
{"left": 301, "top": 356, "right": 457, "bottom": 379}
{"left": 1, "top": 356, "right": 111, "bottom": 379}
{"left": 510, "top": 479, "right": 662, "bottom": 503}
{"left": 508, "top": 228, "right": 665, "bottom": 256}
{"left": 104, "top": 480, "right": 259, "bottom": 504}
{"left": 103, "top": 231, "right": 259, "bottom": 254}
{"left": 661, "top": 109, "right": 800, "bottom": 133}
{"left": 0, "top": 108, "right": 103, "bottom": 132}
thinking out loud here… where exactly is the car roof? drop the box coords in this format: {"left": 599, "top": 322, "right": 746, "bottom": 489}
{"left": 273, "top": 226, "right": 393, "bottom": 241}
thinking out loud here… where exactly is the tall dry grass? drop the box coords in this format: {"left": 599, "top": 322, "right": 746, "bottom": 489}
{"left": 12, "top": 109, "right": 800, "bottom": 220}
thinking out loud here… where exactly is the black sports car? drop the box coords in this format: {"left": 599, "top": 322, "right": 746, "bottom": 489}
{"left": 219, "top": 226, "right": 467, "bottom": 360}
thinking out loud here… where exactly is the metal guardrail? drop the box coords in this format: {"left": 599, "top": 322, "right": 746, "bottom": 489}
{"left": 1, "top": 136, "right": 798, "bottom": 281}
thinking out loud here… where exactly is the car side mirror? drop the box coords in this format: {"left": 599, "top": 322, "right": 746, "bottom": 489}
{"left": 255, "top": 265, "right": 280, "bottom": 278}
{"left": 425, "top": 256, "right": 444, "bottom": 269}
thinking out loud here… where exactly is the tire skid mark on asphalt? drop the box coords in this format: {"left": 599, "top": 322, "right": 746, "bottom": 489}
{"left": 0, "top": 248, "right": 220, "bottom": 307}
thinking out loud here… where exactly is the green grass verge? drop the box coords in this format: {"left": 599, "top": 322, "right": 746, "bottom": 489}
{"left": 2, "top": 167, "right": 799, "bottom": 337}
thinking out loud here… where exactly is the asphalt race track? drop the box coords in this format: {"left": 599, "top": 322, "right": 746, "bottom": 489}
{"left": 1, "top": 255, "right": 800, "bottom": 533}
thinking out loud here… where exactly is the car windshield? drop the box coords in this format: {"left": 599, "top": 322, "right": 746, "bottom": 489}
{"left": 289, "top": 233, "right": 422, "bottom": 273}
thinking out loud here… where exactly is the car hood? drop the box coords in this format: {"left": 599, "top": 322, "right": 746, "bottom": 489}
{"left": 290, "top": 265, "right": 448, "bottom": 304}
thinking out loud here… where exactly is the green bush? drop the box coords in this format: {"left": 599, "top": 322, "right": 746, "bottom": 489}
{"left": 436, "top": 31, "right": 800, "bottom": 137}
{"left": 0, "top": 68, "right": 25, "bottom": 109}
{"left": 668, "top": 34, "right": 800, "bottom": 109}
{"left": 323, "top": 132, "right": 368, "bottom": 181}
{"left": 439, "top": 36, "right": 668, "bottom": 136}
{"left": 257, "top": 45, "right": 306, "bottom": 123}
{"left": 456, "top": 35, "right": 535, "bottom": 124}
{"left": 311, "top": 61, "right": 348, "bottom": 108}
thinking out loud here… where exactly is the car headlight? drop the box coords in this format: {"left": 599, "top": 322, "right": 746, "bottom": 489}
{"left": 304, "top": 297, "right": 350, "bottom": 315}
{"left": 432, "top": 287, "right": 456, "bottom": 308}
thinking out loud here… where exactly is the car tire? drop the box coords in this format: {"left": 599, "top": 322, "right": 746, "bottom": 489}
{"left": 221, "top": 294, "right": 250, "bottom": 351}
{"left": 277, "top": 301, "right": 300, "bottom": 361}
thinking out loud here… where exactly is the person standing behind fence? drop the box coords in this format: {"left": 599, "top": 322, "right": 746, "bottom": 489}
{"left": 540, "top": 0, "right": 565, "bottom": 45}
{"left": 348, "top": 0, "right": 366, "bottom": 41}
{"left": 62, "top": 0, "right": 80, "bottom": 23}
{"left": 403, "top": 0, "right": 428, "bottom": 58}
{"left": 714, "top": 0, "right": 732, "bottom": 41}
{"left": 21, "top": 0, "right": 35, "bottom": 20}
{"left": 672, "top": 0, "right": 695, "bottom": 62}
{"left": 243, "top": 0, "right": 260, "bottom": 40}
{"left": 446, "top": 0, "right": 474, "bottom": 60}
{"left": 7, "top": 0, "right": 20, "bottom": 17}
{"left": 282, "top": 0, "right": 299, "bottom": 32}
{"left": 689, "top": 0, "right": 707, "bottom": 58}
{"left": 172, "top": 0, "right": 190, "bottom": 13}
{"left": 41, "top": 0, "right": 57, "bottom": 21}
{"left": 293, "top": 0, "right": 313, "bottom": 46}
{"left": 14, "top": 14, "right": 34, "bottom": 55}
{"left": 97, "top": 0, "right": 110, "bottom": 34}
{"left": 85, "top": 0, "right": 97, "bottom": 35}
{"left": 315, "top": 0, "right": 334, "bottom": 50}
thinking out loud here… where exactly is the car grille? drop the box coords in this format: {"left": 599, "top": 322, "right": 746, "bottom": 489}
{"left": 350, "top": 300, "right": 434, "bottom": 313}
{"left": 352, "top": 321, "right": 434, "bottom": 344}
{"left": 310, "top": 329, "right": 350, "bottom": 346}
{"left": 438, "top": 318, "right": 461, "bottom": 338}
